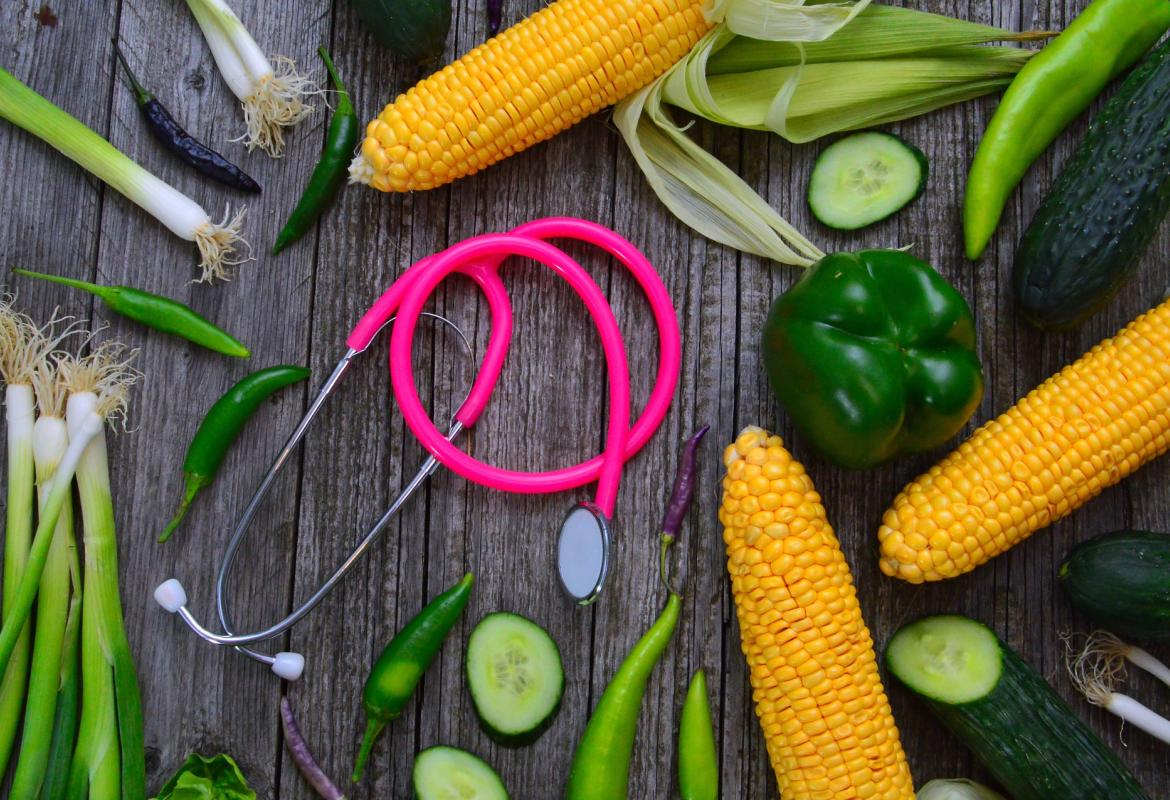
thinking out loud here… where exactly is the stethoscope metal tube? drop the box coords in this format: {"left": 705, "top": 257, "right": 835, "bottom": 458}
{"left": 155, "top": 218, "right": 681, "bottom": 681}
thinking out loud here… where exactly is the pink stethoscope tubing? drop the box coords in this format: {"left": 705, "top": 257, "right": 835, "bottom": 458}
{"left": 153, "top": 218, "right": 681, "bottom": 680}
{"left": 348, "top": 217, "right": 681, "bottom": 519}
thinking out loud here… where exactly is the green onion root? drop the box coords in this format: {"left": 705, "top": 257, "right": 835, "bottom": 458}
{"left": 1064, "top": 630, "right": 1170, "bottom": 746}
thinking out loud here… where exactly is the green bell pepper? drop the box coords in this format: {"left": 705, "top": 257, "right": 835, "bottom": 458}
{"left": 761, "top": 250, "right": 984, "bottom": 470}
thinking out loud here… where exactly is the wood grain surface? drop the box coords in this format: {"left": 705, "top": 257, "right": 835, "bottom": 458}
{"left": 2, "top": 0, "right": 1168, "bottom": 797}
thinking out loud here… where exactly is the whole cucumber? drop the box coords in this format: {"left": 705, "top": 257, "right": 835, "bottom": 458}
{"left": 1014, "top": 37, "right": 1170, "bottom": 330}
{"left": 1059, "top": 531, "right": 1170, "bottom": 642}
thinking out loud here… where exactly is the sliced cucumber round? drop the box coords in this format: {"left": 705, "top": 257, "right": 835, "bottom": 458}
{"left": 466, "top": 612, "right": 564, "bottom": 746}
{"left": 807, "top": 132, "right": 928, "bottom": 230}
{"left": 412, "top": 746, "right": 509, "bottom": 800}
{"left": 885, "top": 615, "right": 1001, "bottom": 705}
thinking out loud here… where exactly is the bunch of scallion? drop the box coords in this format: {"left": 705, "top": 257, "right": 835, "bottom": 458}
{"left": 0, "top": 68, "right": 249, "bottom": 283}
{"left": 614, "top": 0, "right": 1050, "bottom": 267}
{"left": 0, "top": 303, "right": 144, "bottom": 799}
{"left": 184, "top": 0, "right": 317, "bottom": 157}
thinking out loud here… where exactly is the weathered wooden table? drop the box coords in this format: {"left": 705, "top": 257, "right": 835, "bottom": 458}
{"left": 2, "top": 0, "right": 1168, "bottom": 797}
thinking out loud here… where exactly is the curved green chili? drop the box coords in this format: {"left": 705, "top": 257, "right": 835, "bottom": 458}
{"left": 565, "top": 593, "right": 681, "bottom": 800}
{"left": 272, "top": 47, "right": 358, "bottom": 255}
{"left": 14, "top": 269, "right": 249, "bottom": 358}
{"left": 159, "top": 365, "right": 310, "bottom": 542}
{"left": 678, "top": 669, "right": 718, "bottom": 800}
{"left": 352, "top": 573, "right": 474, "bottom": 783}
{"left": 964, "top": 0, "right": 1170, "bottom": 260}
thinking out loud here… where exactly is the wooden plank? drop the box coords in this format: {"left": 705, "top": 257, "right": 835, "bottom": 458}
{"left": 94, "top": 0, "right": 330, "bottom": 793}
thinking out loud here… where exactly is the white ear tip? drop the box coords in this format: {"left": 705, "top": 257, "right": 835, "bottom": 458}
{"left": 154, "top": 579, "right": 188, "bottom": 613}
{"left": 272, "top": 652, "right": 305, "bottom": 681}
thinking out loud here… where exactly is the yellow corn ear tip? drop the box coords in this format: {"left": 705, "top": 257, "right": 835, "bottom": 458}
{"left": 356, "top": 0, "right": 712, "bottom": 193}
{"left": 720, "top": 426, "right": 915, "bottom": 799}
{"left": 878, "top": 299, "right": 1170, "bottom": 583}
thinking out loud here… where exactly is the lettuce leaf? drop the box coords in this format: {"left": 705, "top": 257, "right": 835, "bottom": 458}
{"left": 151, "top": 753, "right": 256, "bottom": 800}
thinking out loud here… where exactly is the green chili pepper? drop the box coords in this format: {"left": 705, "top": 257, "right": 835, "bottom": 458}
{"left": 159, "top": 365, "right": 310, "bottom": 542}
{"left": 13, "top": 268, "right": 249, "bottom": 357}
{"left": 272, "top": 47, "right": 358, "bottom": 255}
{"left": 678, "top": 669, "right": 718, "bottom": 800}
{"left": 964, "top": 0, "right": 1170, "bottom": 260}
{"left": 352, "top": 573, "right": 474, "bottom": 783}
{"left": 565, "top": 593, "right": 681, "bottom": 800}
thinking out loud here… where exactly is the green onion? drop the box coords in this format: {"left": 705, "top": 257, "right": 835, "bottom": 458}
{"left": 61, "top": 347, "right": 145, "bottom": 800}
{"left": 1065, "top": 630, "right": 1170, "bottom": 747}
{"left": 8, "top": 359, "right": 78, "bottom": 797}
{"left": 0, "top": 304, "right": 75, "bottom": 778}
{"left": 614, "top": 0, "right": 1045, "bottom": 267}
{"left": 0, "top": 68, "right": 248, "bottom": 282}
{"left": 184, "top": 0, "right": 316, "bottom": 156}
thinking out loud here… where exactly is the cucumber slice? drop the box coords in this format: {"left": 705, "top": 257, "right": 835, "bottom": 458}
{"left": 466, "top": 613, "right": 564, "bottom": 746}
{"left": 887, "top": 615, "right": 1151, "bottom": 800}
{"left": 412, "top": 746, "right": 509, "bottom": 800}
{"left": 807, "top": 132, "right": 927, "bottom": 230}
{"left": 885, "top": 615, "right": 1001, "bottom": 704}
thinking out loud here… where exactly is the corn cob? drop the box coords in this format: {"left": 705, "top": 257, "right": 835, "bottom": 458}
{"left": 879, "top": 298, "right": 1170, "bottom": 583}
{"left": 351, "top": 0, "right": 711, "bottom": 192}
{"left": 720, "top": 426, "right": 914, "bottom": 800}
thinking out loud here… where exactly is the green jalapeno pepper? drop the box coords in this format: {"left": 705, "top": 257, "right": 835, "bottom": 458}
{"left": 761, "top": 250, "right": 984, "bottom": 470}
{"left": 159, "top": 365, "right": 310, "bottom": 542}
{"left": 351, "top": 573, "right": 474, "bottom": 783}
{"left": 14, "top": 268, "right": 249, "bottom": 357}
{"left": 272, "top": 47, "right": 358, "bottom": 255}
{"left": 565, "top": 593, "right": 681, "bottom": 800}
{"left": 964, "top": 0, "right": 1170, "bottom": 260}
{"left": 679, "top": 669, "right": 718, "bottom": 800}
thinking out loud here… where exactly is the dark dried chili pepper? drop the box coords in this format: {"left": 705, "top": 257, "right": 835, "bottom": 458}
{"left": 113, "top": 42, "right": 261, "bottom": 193}
{"left": 281, "top": 697, "right": 345, "bottom": 800}
{"left": 272, "top": 47, "right": 358, "bottom": 255}
{"left": 487, "top": 0, "right": 504, "bottom": 34}
{"left": 659, "top": 424, "right": 708, "bottom": 592}
{"left": 159, "top": 365, "right": 310, "bottom": 542}
{"left": 14, "top": 268, "right": 250, "bottom": 358}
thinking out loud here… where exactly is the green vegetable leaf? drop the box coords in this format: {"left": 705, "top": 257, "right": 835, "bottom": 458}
{"left": 151, "top": 754, "right": 256, "bottom": 800}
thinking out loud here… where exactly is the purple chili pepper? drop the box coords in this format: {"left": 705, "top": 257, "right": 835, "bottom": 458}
{"left": 487, "top": 0, "right": 504, "bottom": 34}
{"left": 662, "top": 425, "right": 710, "bottom": 537}
{"left": 280, "top": 697, "right": 346, "bottom": 800}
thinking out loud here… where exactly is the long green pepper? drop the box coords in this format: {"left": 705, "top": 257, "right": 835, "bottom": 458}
{"left": 565, "top": 593, "right": 681, "bottom": 800}
{"left": 352, "top": 573, "right": 474, "bottom": 783}
{"left": 272, "top": 47, "right": 358, "bottom": 255}
{"left": 964, "top": 0, "right": 1170, "bottom": 259}
{"left": 160, "top": 364, "right": 310, "bottom": 542}
{"left": 678, "top": 669, "right": 719, "bottom": 800}
{"left": 14, "top": 269, "right": 250, "bottom": 357}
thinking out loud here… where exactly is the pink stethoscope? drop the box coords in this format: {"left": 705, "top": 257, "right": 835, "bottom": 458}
{"left": 154, "top": 218, "right": 681, "bottom": 680}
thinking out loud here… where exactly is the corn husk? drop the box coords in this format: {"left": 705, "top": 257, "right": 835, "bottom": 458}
{"left": 614, "top": 0, "right": 1046, "bottom": 267}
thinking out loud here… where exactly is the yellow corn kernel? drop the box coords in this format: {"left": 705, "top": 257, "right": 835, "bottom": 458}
{"left": 879, "top": 299, "right": 1170, "bottom": 583}
{"left": 354, "top": 0, "right": 711, "bottom": 192}
{"left": 720, "top": 427, "right": 915, "bottom": 800}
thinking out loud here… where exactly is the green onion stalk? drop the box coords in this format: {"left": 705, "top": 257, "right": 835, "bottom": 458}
{"left": 613, "top": 0, "right": 1049, "bottom": 267}
{"left": 0, "top": 68, "right": 249, "bottom": 282}
{"left": 9, "top": 358, "right": 79, "bottom": 797}
{"left": 61, "top": 346, "right": 145, "bottom": 800}
{"left": 0, "top": 304, "right": 76, "bottom": 778}
{"left": 37, "top": 568, "right": 81, "bottom": 800}
{"left": 184, "top": 0, "right": 317, "bottom": 156}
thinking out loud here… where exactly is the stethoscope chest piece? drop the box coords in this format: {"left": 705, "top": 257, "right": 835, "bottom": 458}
{"left": 557, "top": 502, "right": 611, "bottom": 605}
